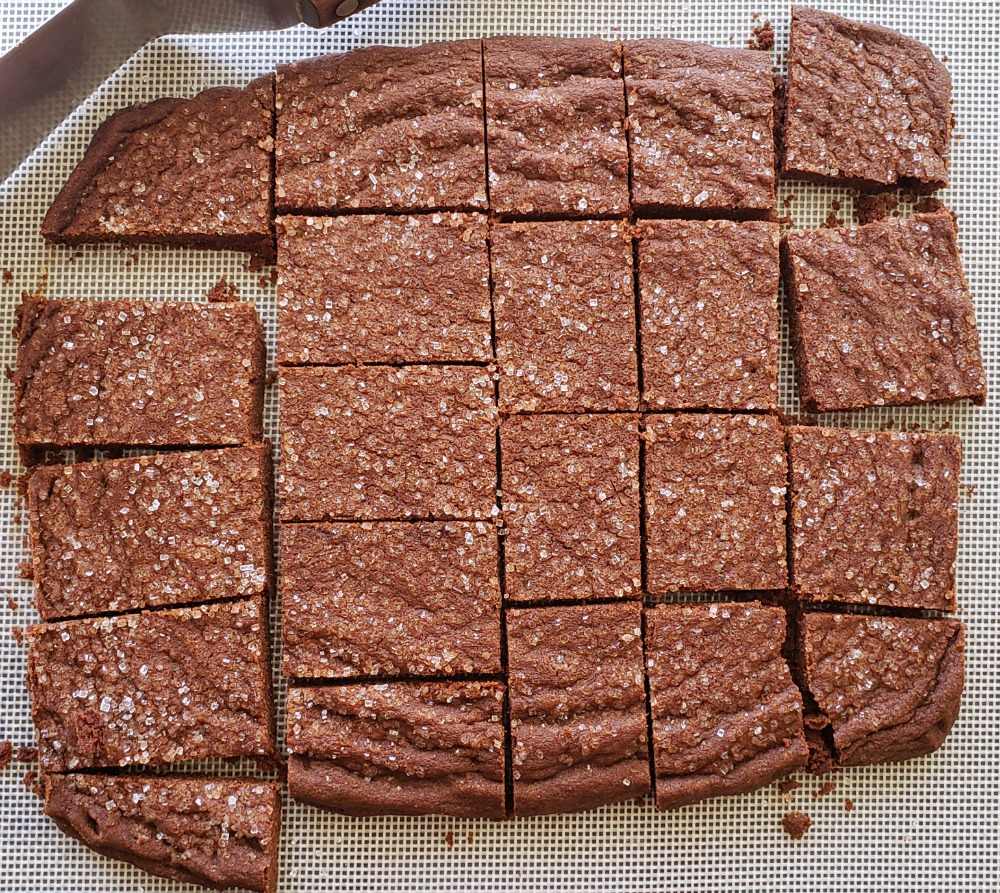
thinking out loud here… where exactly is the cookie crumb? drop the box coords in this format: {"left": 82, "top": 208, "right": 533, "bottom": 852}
{"left": 747, "top": 20, "right": 775, "bottom": 51}
{"left": 845, "top": 798, "right": 854, "bottom": 812}
{"left": 813, "top": 780, "right": 836, "bottom": 798}
{"left": 467, "top": 832, "right": 474, "bottom": 844}
{"left": 781, "top": 811, "right": 811, "bottom": 839}
{"left": 778, "top": 779, "right": 800, "bottom": 795}
{"left": 2, "top": 269, "right": 12, "bottom": 284}
{"left": 444, "top": 831, "right": 455, "bottom": 847}
{"left": 206, "top": 276, "right": 240, "bottom": 303}
{"left": 11, "top": 626, "right": 23, "bottom": 645}
{"left": 0, "top": 470, "right": 12, "bottom": 488}
{"left": 5, "top": 598, "right": 17, "bottom": 612}
{"left": 17, "top": 562, "right": 32, "bottom": 580}
{"left": 0, "top": 740, "right": 12, "bottom": 770}
{"left": 16, "top": 746, "right": 38, "bottom": 763}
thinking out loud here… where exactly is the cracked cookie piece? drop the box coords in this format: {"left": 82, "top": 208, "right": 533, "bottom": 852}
{"left": 286, "top": 681, "right": 506, "bottom": 819}
{"left": 27, "top": 596, "right": 274, "bottom": 772}
{"left": 492, "top": 220, "right": 637, "bottom": 413}
{"left": 625, "top": 40, "right": 776, "bottom": 215}
{"left": 646, "top": 601, "right": 807, "bottom": 809}
{"left": 787, "top": 426, "right": 960, "bottom": 612}
{"left": 281, "top": 521, "right": 501, "bottom": 678}
{"left": 501, "top": 413, "right": 640, "bottom": 602}
{"left": 28, "top": 445, "right": 272, "bottom": 621}
{"left": 507, "top": 602, "right": 649, "bottom": 815}
{"left": 276, "top": 213, "right": 491, "bottom": 365}
{"left": 485, "top": 37, "right": 628, "bottom": 217}
{"left": 14, "top": 298, "right": 265, "bottom": 454}
{"left": 42, "top": 77, "right": 274, "bottom": 262}
{"left": 45, "top": 774, "right": 280, "bottom": 893}
{"left": 278, "top": 364, "right": 497, "bottom": 521}
{"left": 798, "top": 613, "right": 965, "bottom": 766}
{"left": 782, "top": 7, "right": 952, "bottom": 191}
{"left": 275, "top": 42, "right": 487, "bottom": 213}
{"left": 644, "top": 413, "right": 787, "bottom": 593}
{"left": 782, "top": 210, "right": 986, "bottom": 413}
{"left": 638, "top": 219, "right": 779, "bottom": 410}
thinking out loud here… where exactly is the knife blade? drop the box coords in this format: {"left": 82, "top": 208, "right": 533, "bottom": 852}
{"left": 0, "top": 0, "right": 382, "bottom": 184}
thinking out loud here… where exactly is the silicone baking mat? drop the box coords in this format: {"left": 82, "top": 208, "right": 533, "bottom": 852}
{"left": 0, "top": 1, "right": 997, "bottom": 891}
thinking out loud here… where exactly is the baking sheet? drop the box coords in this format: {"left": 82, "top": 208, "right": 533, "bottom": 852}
{"left": 0, "top": 1, "right": 997, "bottom": 891}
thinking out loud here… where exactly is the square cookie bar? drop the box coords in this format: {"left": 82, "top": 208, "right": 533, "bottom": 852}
{"left": 638, "top": 219, "right": 779, "bottom": 410}
{"left": 281, "top": 521, "right": 501, "bottom": 678}
{"left": 644, "top": 413, "right": 787, "bottom": 592}
{"left": 501, "top": 413, "right": 640, "bottom": 602}
{"left": 276, "top": 213, "right": 491, "bottom": 365}
{"left": 625, "top": 40, "right": 776, "bottom": 215}
{"left": 782, "top": 7, "right": 952, "bottom": 191}
{"left": 485, "top": 37, "right": 629, "bottom": 217}
{"left": 278, "top": 365, "right": 497, "bottom": 522}
{"left": 287, "top": 681, "right": 506, "bottom": 819}
{"left": 28, "top": 445, "right": 272, "bottom": 621}
{"left": 783, "top": 210, "right": 986, "bottom": 413}
{"left": 507, "top": 602, "right": 649, "bottom": 815}
{"left": 275, "top": 42, "right": 487, "bottom": 213}
{"left": 646, "top": 601, "right": 807, "bottom": 809}
{"left": 492, "top": 220, "right": 637, "bottom": 412}
{"left": 788, "top": 426, "right": 960, "bottom": 612}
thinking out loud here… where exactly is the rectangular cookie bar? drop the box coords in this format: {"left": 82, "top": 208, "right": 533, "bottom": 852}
{"left": 286, "top": 681, "right": 506, "bottom": 819}
{"left": 15, "top": 298, "right": 265, "bottom": 454}
{"left": 646, "top": 601, "right": 807, "bottom": 809}
{"left": 275, "top": 42, "right": 487, "bottom": 213}
{"left": 28, "top": 445, "right": 272, "bottom": 621}
{"left": 787, "top": 426, "right": 960, "bottom": 612}
{"left": 281, "top": 521, "right": 501, "bottom": 678}
{"left": 484, "top": 36, "right": 629, "bottom": 217}
{"left": 278, "top": 364, "right": 497, "bottom": 522}
{"left": 41, "top": 77, "right": 274, "bottom": 262}
{"left": 276, "top": 213, "right": 491, "bottom": 366}
{"left": 28, "top": 597, "right": 274, "bottom": 772}
{"left": 45, "top": 774, "right": 281, "bottom": 893}
{"left": 507, "top": 602, "right": 650, "bottom": 815}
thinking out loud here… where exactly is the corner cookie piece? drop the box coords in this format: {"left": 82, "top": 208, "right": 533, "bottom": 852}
{"left": 638, "top": 219, "right": 779, "bottom": 410}
{"left": 782, "top": 7, "right": 952, "bottom": 190}
{"left": 28, "top": 597, "right": 274, "bottom": 772}
{"left": 281, "top": 521, "right": 501, "bottom": 678}
{"left": 492, "top": 220, "right": 637, "bottom": 412}
{"left": 798, "top": 613, "right": 964, "bottom": 766}
{"left": 42, "top": 77, "right": 274, "bottom": 262}
{"left": 788, "top": 426, "right": 960, "bottom": 612}
{"left": 783, "top": 210, "right": 986, "bottom": 413}
{"left": 275, "top": 42, "right": 487, "bottom": 213}
{"left": 501, "top": 413, "right": 641, "bottom": 602}
{"left": 644, "top": 413, "right": 787, "bottom": 593}
{"left": 28, "top": 445, "right": 272, "bottom": 621}
{"left": 647, "top": 602, "right": 807, "bottom": 809}
{"left": 507, "top": 602, "right": 650, "bottom": 815}
{"left": 485, "top": 37, "right": 629, "bottom": 217}
{"left": 278, "top": 365, "right": 497, "bottom": 521}
{"left": 286, "top": 681, "right": 506, "bottom": 819}
{"left": 276, "top": 213, "right": 491, "bottom": 365}
{"left": 625, "top": 40, "right": 776, "bottom": 215}
{"left": 45, "top": 774, "right": 280, "bottom": 893}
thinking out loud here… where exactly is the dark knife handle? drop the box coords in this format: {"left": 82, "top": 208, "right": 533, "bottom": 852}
{"left": 301, "top": 0, "right": 383, "bottom": 28}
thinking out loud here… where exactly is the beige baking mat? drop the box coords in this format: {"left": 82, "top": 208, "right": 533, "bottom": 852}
{"left": 0, "top": 1, "right": 997, "bottom": 891}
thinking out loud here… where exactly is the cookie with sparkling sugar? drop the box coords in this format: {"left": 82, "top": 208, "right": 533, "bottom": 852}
{"left": 275, "top": 42, "right": 487, "bottom": 213}
{"left": 485, "top": 36, "right": 629, "bottom": 217}
{"left": 638, "top": 219, "right": 780, "bottom": 410}
{"left": 787, "top": 426, "right": 960, "bottom": 612}
{"left": 286, "top": 681, "right": 506, "bottom": 819}
{"left": 281, "top": 521, "right": 501, "bottom": 678}
{"left": 28, "top": 445, "right": 272, "bottom": 621}
{"left": 45, "top": 774, "right": 281, "bottom": 893}
{"left": 492, "top": 219, "right": 638, "bottom": 412}
{"left": 501, "top": 413, "right": 641, "bottom": 602}
{"left": 646, "top": 602, "right": 808, "bottom": 809}
{"left": 798, "top": 613, "right": 965, "bottom": 767}
{"left": 27, "top": 597, "right": 274, "bottom": 772}
{"left": 41, "top": 77, "right": 274, "bottom": 262}
{"left": 644, "top": 413, "right": 788, "bottom": 593}
{"left": 506, "top": 602, "right": 650, "bottom": 815}
{"left": 625, "top": 40, "right": 776, "bottom": 215}
{"left": 782, "top": 7, "right": 952, "bottom": 191}
{"left": 782, "top": 210, "right": 986, "bottom": 413}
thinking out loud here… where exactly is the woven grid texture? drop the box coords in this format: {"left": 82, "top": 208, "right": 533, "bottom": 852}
{"left": 0, "top": 1, "right": 998, "bottom": 891}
